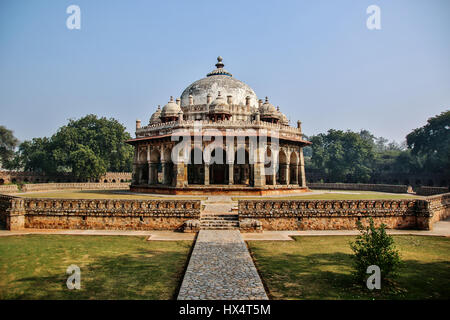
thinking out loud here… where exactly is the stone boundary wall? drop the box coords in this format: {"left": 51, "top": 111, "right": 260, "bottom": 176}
{"left": 0, "top": 196, "right": 201, "bottom": 231}
{"left": 0, "top": 171, "right": 131, "bottom": 184}
{"left": 238, "top": 193, "right": 450, "bottom": 231}
{"left": 416, "top": 186, "right": 449, "bottom": 196}
{"left": 0, "top": 185, "right": 19, "bottom": 193}
{"left": 307, "top": 183, "right": 410, "bottom": 194}
{"left": 21, "top": 182, "right": 130, "bottom": 193}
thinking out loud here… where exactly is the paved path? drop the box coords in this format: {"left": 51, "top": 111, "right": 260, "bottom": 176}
{"left": 1, "top": 218, "right": 448, "bottom": 240}
{"left": 177, "top": 230, "right": 268, "bottom": 300}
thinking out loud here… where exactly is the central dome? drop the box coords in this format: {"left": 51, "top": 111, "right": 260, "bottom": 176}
{"left": 180, "top": 57, "right": 258, "bottom": 108}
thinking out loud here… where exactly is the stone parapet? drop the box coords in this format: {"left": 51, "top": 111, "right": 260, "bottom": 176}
{"left": 416, "top": 186, "right": 449, "bottom": 196}
{"left": 0, "top": 185, "right": 19, "bottom": 193}
{"left": 0, "top": 196, "right": 201, "bottom": 231}
{"left": 307, "top": 183, "right": 410, "bottom": 194}
{"left": 21, "top": 182, "right": 130, "bottom": 193}
{"left": 238, "top": 194, "right": 450, "bottom": 231}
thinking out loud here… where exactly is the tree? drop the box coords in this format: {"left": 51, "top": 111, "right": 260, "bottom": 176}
{"left": 70, "top": 145, "right": 107, "bottom": 181}
{"left": 406, "top": 110, "right": 450, "bottom": 175}
{"left": 51, "top": 114, "right": 134, "bottom": 175}
{"left": 0, "top": 126, "right": 19, "bottom": 169}
{"left": 310, "top": 129, "right": 375, "bottom": 182}
{"left": 16, "top": 137, "right": 58, "bottom": 173}
{"left": 16, "top": 114, "right": 134, "bottom": 180}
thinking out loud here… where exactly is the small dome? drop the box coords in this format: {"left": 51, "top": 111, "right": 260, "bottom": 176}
{"left": 161, "top": 96, "right": 182, "bottom": 118}
{"left": 279, "top": 109, "right": 289, "bottom": 125}
{"left": 149, "top": 105, "right": 162, "bottom": 124}
{"left": 209, "top": 92, "right": 230, "bottom": 114}
{"left": 260, "top": 97, "right": 280, "bottom": 119}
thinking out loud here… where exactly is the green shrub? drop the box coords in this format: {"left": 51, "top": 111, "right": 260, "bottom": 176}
{"left": 350, "top": 218, "right": 401, "bottom": 283}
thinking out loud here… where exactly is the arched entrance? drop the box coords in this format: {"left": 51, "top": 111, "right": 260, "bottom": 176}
{"left": 150, "top": 149, "right": 161, "bottom": 184}
{"left": 188, "top": 148, "right": 204, "bottom": 185}
{"left": 289, "top": 152, "right": 299, "bottom": 185}
{"left": 209, "top": 148, "right": 228, "bottom": 184}
{"left": 277, "top": 150, "right": 288, "bottom": 185}
{"left": 163, "top": 147, "right": 173, "bottom": 185}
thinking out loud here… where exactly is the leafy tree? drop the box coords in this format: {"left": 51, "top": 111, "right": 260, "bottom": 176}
{"left": 16, "top": 115, "right": 133, "bottom": 179}
{"left": 0, "top": 126, "right": 19, "bottom": 169}
{"left": 16, "top": 137, "right": 58, "bottom": 173}
{"left": 406, "top": 110, "right": 450, "bottom": 175}
{"left": 69, "top": 144, "right": 107, "bottom": 181}
{"left": 350, "top": 218, "right": 401, "bottom": 283}
{"left": 310, "top": 129, "right": 375, "bottom": 182}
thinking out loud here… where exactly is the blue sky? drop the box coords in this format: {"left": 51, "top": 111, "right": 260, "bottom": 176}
{"left": 1, "top": 0, "right": 449, "bottom": 143}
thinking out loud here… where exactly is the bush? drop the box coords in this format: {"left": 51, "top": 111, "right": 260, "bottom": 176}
{"left": 350, "top": 218, "right": 401, "bottom": 283}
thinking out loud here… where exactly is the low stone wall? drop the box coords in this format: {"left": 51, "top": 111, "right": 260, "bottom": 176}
{"left": 0, "top": 196, "right": 201, "bottom": 231}
{"left": 21, "top": 182, "right": 130, "bottom": 193}
{"left": 0, "top": 185, "right": 19, "bottom": 193}
{"left": 416, "top": 186, "right": 449, "bottom": 196}
{"left": 307, "top": 183, "right": 410, "bottom": 194}
{"left": 0, "top": 171, "right": 131, "bottom": 184}
{"left": 238, "top": 193, "right": 450, "bottom": 231}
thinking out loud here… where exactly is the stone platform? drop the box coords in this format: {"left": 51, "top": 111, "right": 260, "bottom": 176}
{"left": 177, "top": 230, "right": 268, "bottom": 300}
{"left": 130, "top": 184, "right": 309, "bottom": 195}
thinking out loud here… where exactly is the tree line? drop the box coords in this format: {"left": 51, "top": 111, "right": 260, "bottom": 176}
{"left": 0, "top": 115, "right": 134, "bottom": 181}
{"left": 304, "top": 110, "right": 449, "bottom": 184}
{"left": 0, "top": 111, "right": 448, "bottom": 183}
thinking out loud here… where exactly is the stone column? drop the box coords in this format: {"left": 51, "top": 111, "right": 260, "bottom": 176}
{"left": 174, "top": 162, "right": 187, "bottom": 187}
{"left": 148, "top": 162, "right": 153, "bottom": 185}
{"left": 253, "top": 146, "right": 265, "bottom": 188}
{"left": 228, "top": 164, "right": 234, "bottom": 185}
{"left": 286, "top": 160, "right": 290, "bottom": 185}
{"left": 299, "top": 147, "right": 306, "bottom": 187}
{"left": 204, "top": 164, "right": 210, "bottom": 185}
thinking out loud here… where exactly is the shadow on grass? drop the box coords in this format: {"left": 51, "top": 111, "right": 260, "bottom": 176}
{"left": 7, "top": 248, "right": 187, "bottom": 300}
{"left": 251, "top": 250, "right": 450, "bottom": 300}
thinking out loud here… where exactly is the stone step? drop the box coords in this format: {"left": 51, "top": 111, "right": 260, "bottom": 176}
{"left": 200, "top": 220, "right": 239, "bottom": 224}
{"left": 201, "top": 226, "right": 240, "bottom": 230}
{"left": 201, "top": 215, "right": 238, "bottom": 220}
{"left": 201, "top": 221, "right": 239, "bottom": 225}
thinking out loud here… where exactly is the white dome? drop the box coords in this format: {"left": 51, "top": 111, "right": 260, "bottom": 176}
{"left": 180, "top": 57, "right": 258, "bottom": 108}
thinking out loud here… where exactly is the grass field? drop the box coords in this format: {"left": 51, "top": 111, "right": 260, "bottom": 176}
{"left": 247, "top": 235, "right": 450, "bottom": 300}
{"left": 0, "top": 235, "right": 192, "bottom": 299}
{"left": 233, "top": 191, "right": 420, "bottom": 201}
{"left": 15, "top": 190, "right": 206, "bottom": 200}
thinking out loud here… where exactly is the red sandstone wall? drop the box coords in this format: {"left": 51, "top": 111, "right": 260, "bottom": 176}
{"left": 239, "top": 194, "right": 450, "bottom": 231}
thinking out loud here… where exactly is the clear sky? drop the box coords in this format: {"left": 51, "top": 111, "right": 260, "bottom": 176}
{"left": 1, "top": 0, "right": 449, "bottom": 143}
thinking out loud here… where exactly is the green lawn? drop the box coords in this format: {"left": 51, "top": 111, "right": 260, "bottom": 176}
{"left": 248, "top": 235, "right": 450, "bottom": 300}
{"left": 0, "top": 235, "right": 192, "bottom": 299}
{"left": 234, "top": 191, "right": 420, "bottom": 201}
{"left": 15, "top": 189, "right": 206, "bottom": 200}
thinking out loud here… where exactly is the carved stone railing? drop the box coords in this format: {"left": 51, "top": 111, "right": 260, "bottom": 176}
{"left": 307, "top": 183, "right": 410, "bottom": 194}
{"left": 0, "top": 185, "right": 19, "bottom": 193}
{"left": 238, "top": 193, "right": 450, "bottom": 230}
{"left": 23, "top": 198, "right": 201, "bottom": 218}
{"left": 238, "top": 199, "right": 418, "bottom": 218}
{"left": 136, "top": 119, "right": 305, "bottom": 141}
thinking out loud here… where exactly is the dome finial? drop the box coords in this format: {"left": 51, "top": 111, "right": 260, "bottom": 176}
{"left": 215, "top": 56, "right": 224, "bottom": 69}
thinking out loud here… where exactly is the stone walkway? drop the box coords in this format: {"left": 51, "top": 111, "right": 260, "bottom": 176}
{"left": 177, "top": 230, "right": 268, "bottom": 300}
